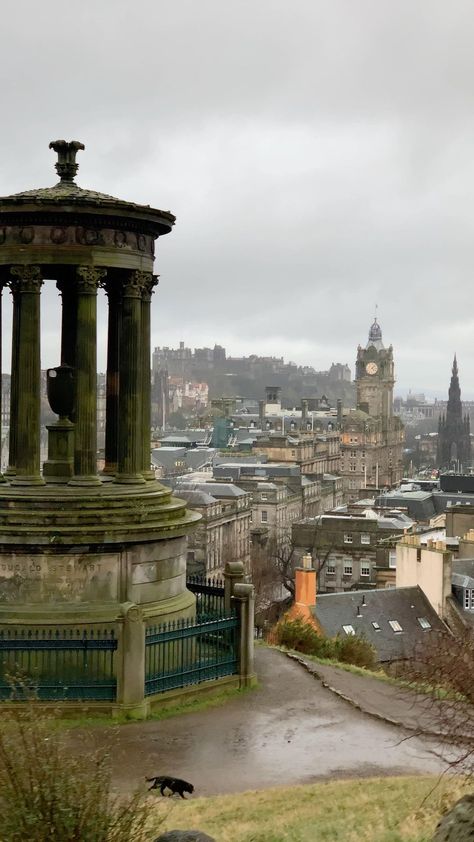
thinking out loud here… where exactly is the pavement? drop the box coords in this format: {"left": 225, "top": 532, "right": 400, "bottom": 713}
{"left": 288, "top": 652, "right": 471, "bottom": 740}
{"left": 68, "top": 647, "right": 451, "bottom": 796}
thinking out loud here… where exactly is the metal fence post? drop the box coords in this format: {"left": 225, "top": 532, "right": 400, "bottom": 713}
{"left": 232, "top": 582, "right": 256, "bottom": 687}
{"left": 116, "top": 602, "right": 147, "bottom": 717}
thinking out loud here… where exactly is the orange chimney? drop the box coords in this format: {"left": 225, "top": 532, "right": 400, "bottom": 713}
{"left": 294, "top": 553, "right": 317, "bottom": 619}
{"left": 282, "top": 553, "right": 320, "bottom": 629}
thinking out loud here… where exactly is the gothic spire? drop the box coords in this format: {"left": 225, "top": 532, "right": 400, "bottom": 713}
{"left": 438, "top": 354, "right": 471, "bottom": 470}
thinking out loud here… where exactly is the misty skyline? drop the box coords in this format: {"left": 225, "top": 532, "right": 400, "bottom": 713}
{"left": 1, "top": 1, "right": 474, "bottom": 395}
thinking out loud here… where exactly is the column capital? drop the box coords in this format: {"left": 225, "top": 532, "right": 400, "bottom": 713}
{"left": 9, "top": 265, "right": 43, "bottom": 293}
{"left": 141, "top": 273, "right": 159, "bottom": 302}
{"left": 76, "top": 266, "right": 106, "bottom": 293}
{"left": 121, "top": 270, "right": 150, "bottom": 299}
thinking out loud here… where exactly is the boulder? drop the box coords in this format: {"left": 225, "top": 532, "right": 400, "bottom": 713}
{"left": 154, "top": 831, "right": 216, "bottom": 842}
{"left": 433, "top": 794, "right": 474, "bottom": 841}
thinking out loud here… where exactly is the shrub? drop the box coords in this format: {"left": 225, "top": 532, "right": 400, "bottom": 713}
{"left": 274, "top": 617, "right": 326, "bottom": 655}
{"left": 0, "top": 701, "right": 151, "bottom": 842}
{"left": 333, "top": 634, "right": 376, "bottom": 670}
{"left": 273, "top": 616, "right": 376, "bottom": 669}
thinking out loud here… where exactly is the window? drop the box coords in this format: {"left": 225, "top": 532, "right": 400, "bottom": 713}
{"left": 389, "top": 620, "right": 403, "bottom": 633}
{"left": 342, "top": 625, "right": 355, "bottom": 636}
{"left": 261, "top": 494, "right": 267, "bottom": 501}
{"left": 261, "top": 510, "right": 268, "bottom": 523}
{"left": 326, "top": 564, "right": 336, "bottom": 576}
{"left": 344, "top": 533, "right": 353, "bottom": 544}
{"left": 360, "top": 533, "right": 370, "bottom": 545}
{"left": 360, "top": 563, "right": 370, "bottom": 577}
{"left": 371, "top": 621, "right": 381, "bottom": 631}
{"left": 343, "top": 561, "right": 353, "bottom": 576}
{"left": 350, "top": 464, "right": 356, "bottom": 472}
{"left": 389, "top": 550, "right": 397, "bottom": 569}
{"left": 464, "top": 589, "right": 474, "bottom": 610}
{"left": 350, "top": 450, "right": 357, "bottom": 457}
{"left": 417, "top": 617, "right": 431, "bottom": 630}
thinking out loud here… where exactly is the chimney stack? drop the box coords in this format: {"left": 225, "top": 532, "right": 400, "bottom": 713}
{"left": 295, "top": 553, "right": 317, "bottom": 610}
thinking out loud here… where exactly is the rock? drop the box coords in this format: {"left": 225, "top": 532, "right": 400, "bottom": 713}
{"left": 433, "top": 793, "right": 474, "bottom": 841}
{"left": 154, "top": 831, "right": 216, "bottom": 842}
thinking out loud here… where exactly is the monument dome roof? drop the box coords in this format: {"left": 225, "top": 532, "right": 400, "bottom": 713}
{"left": 0, "top": 139, "right": 175, "bottom": 235}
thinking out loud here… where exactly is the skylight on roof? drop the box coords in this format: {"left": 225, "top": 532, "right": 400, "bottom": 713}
{"left": 342, "top": 625, "right": 355, "bottom": 636}
{"left": 389, "top": 620, "right": 403, "bottom": 633}
{"left": 417, "top": 617, "right": 431, "bottom": 630}
{"left": 371, "top": 621, "right": 381, "bottom": 631}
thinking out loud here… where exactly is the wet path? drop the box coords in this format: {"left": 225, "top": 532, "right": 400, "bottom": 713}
{"left": 71, "top": 648, "right": 447, "bottom": 796}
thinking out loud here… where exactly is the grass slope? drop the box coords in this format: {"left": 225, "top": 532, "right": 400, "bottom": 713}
{"left": 148, "top": 775, "right": 469, "bottom": 842}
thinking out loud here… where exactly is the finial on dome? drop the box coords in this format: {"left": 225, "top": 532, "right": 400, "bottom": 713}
{"left": 49, "top": 140, "right": 85, "bottom": 183}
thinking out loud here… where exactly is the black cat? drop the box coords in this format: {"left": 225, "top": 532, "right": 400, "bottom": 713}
{"left": 146, "top": 775, "right": 194, "bottom": 798}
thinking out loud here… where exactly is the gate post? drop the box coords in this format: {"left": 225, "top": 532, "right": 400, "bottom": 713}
{"left": 224, "top": 560, "right": 245, "bottom": 613}
{"left": 115, "top": 602, "right": 147, "bottom": 718}
{"left": 233, "top": 582, "right": 256, "bottom": 687}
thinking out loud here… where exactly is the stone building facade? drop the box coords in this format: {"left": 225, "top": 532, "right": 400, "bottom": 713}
{"left": 175, "top": 480, "right": 251, "bottom": 576}
{"left": 292, "top": 511, "right": 410, "bottom": 593}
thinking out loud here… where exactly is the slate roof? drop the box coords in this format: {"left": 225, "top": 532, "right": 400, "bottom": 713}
{"left": 175, "top": 489, "right": 216, "bottom": 507}
{"left": 453, "top": 558, "right": 474, "bottom": 588}
{"left": 312, "top": 586, "right": 446, "bottom": 662}
{"left": 177, "top": 481, "right": 248, "bottom": 499}
{"left": 377, "top": 489, "right": 474, "bottom": 521}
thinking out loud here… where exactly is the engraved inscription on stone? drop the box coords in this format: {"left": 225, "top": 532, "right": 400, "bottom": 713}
{"left": 0, "top": 553, "right": 119, "bottom": 603}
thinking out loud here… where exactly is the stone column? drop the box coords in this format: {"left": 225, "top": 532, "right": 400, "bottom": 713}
{"left": 116, "top": 271, "right": 146, "bottom": 484}
{"left": 6, "top": 276, "right": 20, "bottom": 476}
{"left": 69, "top": 266, "right": 105, "bottom": 486}
{"left": 0, "top": 284, "right": 6, "bottom": 482}
{"left": 102, "top": 280, "right": 120, "bottom": 475}
{"left": 233, "top": 582, "right": 256, "bottom": 687}
{"left": 115, "top": 602, "right": 147, "bottom": 718}
{"left": 9, "top": 265, "right": 44, "bottom": 485}
{"left": 224, "top": 560, "right": 246, "bottom": 613}
{"left": 140, "top": 274, "right": 158, "bottom": 479}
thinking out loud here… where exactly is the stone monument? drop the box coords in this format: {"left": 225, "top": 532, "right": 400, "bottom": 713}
{"left": 0, "top": 141, "right": 200, "bottom": 711}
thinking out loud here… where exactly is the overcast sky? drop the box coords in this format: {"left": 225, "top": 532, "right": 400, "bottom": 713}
{"left": 1, "top": 1, "right": 474, "bottom": 397}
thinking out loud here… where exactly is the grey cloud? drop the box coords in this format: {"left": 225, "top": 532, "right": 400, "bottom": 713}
{"left": 1, "top": 1, "right": 474, "bottom": 395}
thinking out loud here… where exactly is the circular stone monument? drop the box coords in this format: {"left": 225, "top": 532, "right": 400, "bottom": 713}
{"left": 0, "top": 141, "right": 199, "bottom": 711}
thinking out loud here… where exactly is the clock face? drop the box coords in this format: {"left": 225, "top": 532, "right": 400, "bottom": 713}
{"left": 366, "top": 362, "right": 378, "bottom": 375}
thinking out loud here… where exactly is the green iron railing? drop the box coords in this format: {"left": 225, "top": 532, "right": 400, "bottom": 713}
{"left": 145, "top": 613, "right": 239, "bottom": 696}
{"left": 186, "top": 574, "right": 226, "bottom": 620}
{"left": 0, "top": 628, "right": 117, "bottom": 701}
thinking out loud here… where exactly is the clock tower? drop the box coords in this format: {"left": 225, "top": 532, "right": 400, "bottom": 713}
{"left": 355, "top": 318, "right": 395, "bottom": 421}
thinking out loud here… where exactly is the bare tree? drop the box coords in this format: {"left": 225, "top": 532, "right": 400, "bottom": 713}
{"left": 402, "top": 627, "right": 474, "bottom": 774}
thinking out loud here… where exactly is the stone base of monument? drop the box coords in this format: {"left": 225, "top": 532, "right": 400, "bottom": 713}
{"left": 0, "top": 480, "right": 201, "bottom": 716}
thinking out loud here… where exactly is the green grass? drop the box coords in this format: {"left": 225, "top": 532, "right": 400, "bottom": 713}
{"left": 147, "top": 775, "right": 469, "bottom": 842}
